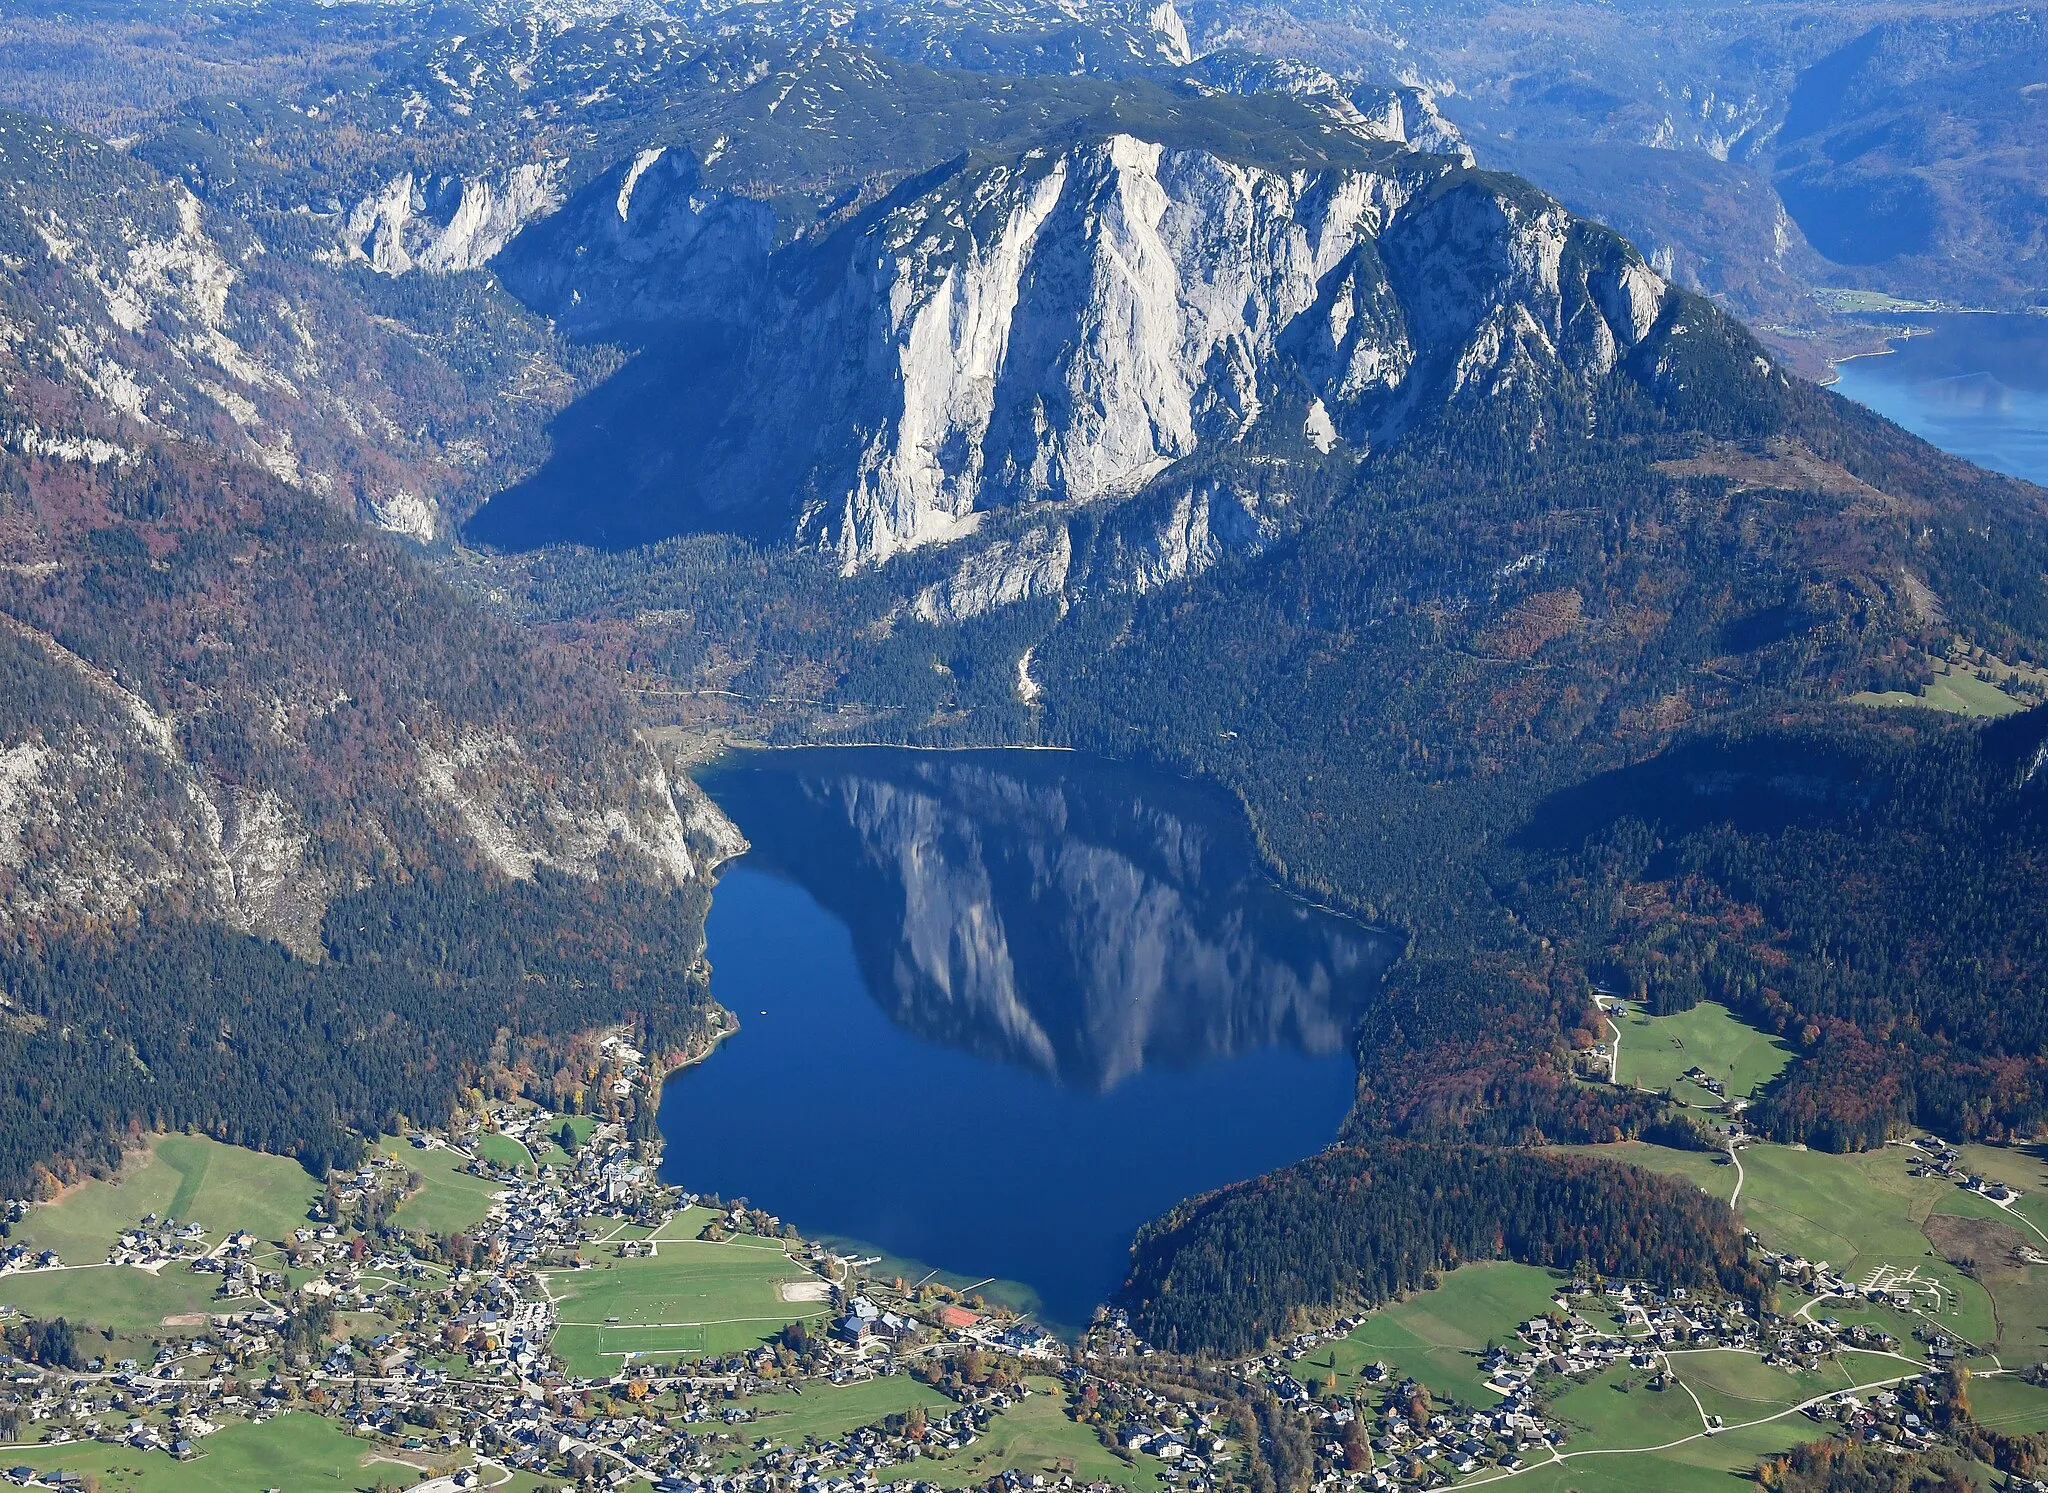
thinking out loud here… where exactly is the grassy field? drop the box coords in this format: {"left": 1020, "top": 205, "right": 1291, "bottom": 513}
{"left": 475, "top": 1133, "right": 531, "bottom": 1170}
{"left": 5, "top": 1413, "right": 449, "bottom": 1492}
{"left": 1581, "top": 1138, "right": 2001, "bottom": 1349}
{"left": 1501, "top": 1349, "right": 1921, "bottom": 1493}
{"left": 1301, "top": 1263, "right": 1568, "bottom": 1409}
{"left": 1481, "top": 1418, "right": 1830, "bottom": 1493}
{"left": 919, "top": 1380, "right": 1169, "bottom": 1491}
{"left": 382, "top": 1139, "right": 502, "bottom": 1236}
{"left": 1852, "top": 661, "right": 2031, "bottom": 718}
{"left": 526, "top": 1115, "right": 599, "bottom": 1167}
{"left": 727, "top": 1376, "right": 954, "bottom": 1450}
{"left": 13, "top": 1136, "right": 320, "bottom": 1265}
{"left": 0, "top": 1261, "right": 230, "bottom": 1334}
{"left": 1611, "top": 1001, "right": 1794, "bottom": 1107}
{"left": 1967, "top": 1372, "right": 2048, "bottom": 1435}
{"left": 542, "top": 1234, "right": 827, "bottom": 1375}
{"left": 1945, "top": 1143, "right": 2048, "bottom": 1243}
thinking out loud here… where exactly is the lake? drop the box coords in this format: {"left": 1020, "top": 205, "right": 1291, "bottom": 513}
{"left": 655, "top": 747, "right": 1397, "bottom": 1328}
{"left": 1831, "top": 313, "right": 2048, "bottom": 487}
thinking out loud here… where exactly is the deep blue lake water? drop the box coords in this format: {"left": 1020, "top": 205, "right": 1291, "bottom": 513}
{"left": 1832, "top": 313, "right": 2048, "bottom": 487}
{"left": 655, "top": 748, "right": 1397, "bottom": 1328}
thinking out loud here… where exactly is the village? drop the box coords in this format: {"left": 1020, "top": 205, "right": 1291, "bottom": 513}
{"left": 0, "top": 1039, "right": 2037, "bottom": 1493}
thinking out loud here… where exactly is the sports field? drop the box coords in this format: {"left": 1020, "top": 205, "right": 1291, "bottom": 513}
{"left": 541, "top": 1231, "right": 828, "bottom": 1375}
{"left": 1611, "top": 1001, "right": 1794, "bottom": 1106}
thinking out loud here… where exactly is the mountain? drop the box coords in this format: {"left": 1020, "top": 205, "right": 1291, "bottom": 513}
{"left": 1770, "top": 8, "right": 2048, "bottom": 297}
{"left": 0, "top": 0, "right": 2041, "bottom": 1348}
{"left": 471, "top": 132, "right": 1666, "bottom": 566}
{"left": 468, "top": 79, "right": 2048, "bottom": 1177}
{"left": 0, "top": 107, "right": 744, "bottom": 1194}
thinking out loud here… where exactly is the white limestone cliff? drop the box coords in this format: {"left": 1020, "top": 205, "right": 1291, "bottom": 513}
{"left": 692, "top": 134, "right": 1664, "bottom": 570}
{"left": 342, "top": 162, "right": 567, "bottom": 276}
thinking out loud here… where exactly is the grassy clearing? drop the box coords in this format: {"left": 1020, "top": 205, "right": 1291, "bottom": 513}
{"left": 476, "top": 1133, "right": 531, "bottom": 1170}
{"left": 1611, "top": 1001, "right": 1794, "bottom": 1106}
{"left": 381, "top": 1138, "right": 501, "bottom": 1237}
{"left": 652, "top": 1206, "right": 723, "bottom": 1241}
{"left": 726, "top": 1376, "right": 953, "bottom": 1450}
{"left": 0, "top": 1262, "right": 227, "bottom": 1333}
{"left": 1967, "top": 1373, "right": 2048, "bottom": 1435}
{"left": 541, "top": 1237, "right": 827, "bottom": 1375}
{"left": 1948, "top": 1142, "right": 2048, "bottom": 1242}
{"left": 1851, "top": 646, "right": 2047, "bottom": 720}
{"left": 1487, "top": 1416, "right": 1827, "bottom": 1493}
{"left": 920, "top": 1380, "right": 1168, "bottom": 1491}
{"left": 1545, "top": 1361, "right": 1712, "bottom": 1453}
{"left": 13, "top": 1136, "right": 319, "bottom": 1265}
{"left": 7, "top": 1413, "right": 432, "bottom": 1493}
{"left": 1302, "top": 1263, "right": 1568, "bottom": 1409}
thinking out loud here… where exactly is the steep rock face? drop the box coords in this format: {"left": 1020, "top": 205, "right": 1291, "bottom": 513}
{"left": 491, "top": 147, "right": 779, "bottom": 338}
{"left": 0, "top": 338, "right": 728, "bottom": 956}
{"left": 0, "top": 111, "right": 582, "bottom": 541}
{"left": 485, "top": 134, "right": 1666, "bottom": 570}
{"left": 340, "top": 162, "right": 567, "bottom": 276}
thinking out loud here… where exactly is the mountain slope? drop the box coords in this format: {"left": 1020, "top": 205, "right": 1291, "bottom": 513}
{"left": 0, "top": 202, "right": 737, "bottom": 1193}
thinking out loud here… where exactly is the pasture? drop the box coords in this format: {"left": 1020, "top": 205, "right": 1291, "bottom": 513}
{"left": 13, "top": 1135, "right": 319, "bottom": 1265}
{"left": 1610, "top": 1001, "right": 1794, "bottom": 1107}
{"left": 5, "top": 1413, "right": 448, "bottom": 1493}
{"left": 920, "top": 1379, "right": 1169, "bottom": 1490}
{"left": 726, "top": 1376, "right": 953, "bottom": 1450}
{"left": 1306, "top": 1262, "right": 1569, "bottom": 1409}
{"left": 1585, "top": 1138, "right": 2002, "bottom": 1349}
{"left": 381, "top": 1138, "right": 502, "bottom": 1236}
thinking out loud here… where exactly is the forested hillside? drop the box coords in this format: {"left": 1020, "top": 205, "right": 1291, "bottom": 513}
{"left": 0, "top": 284, "right": 729, "bottom": 1194}
{"left": 1123, "top": 1142, "right": 1756, "bottom": 1356}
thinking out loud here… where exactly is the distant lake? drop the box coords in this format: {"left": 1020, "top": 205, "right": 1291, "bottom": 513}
{"left": 656, "top": 747, "right": 1397, "bottom": 1328}
{"left": 1831, "top": 313, "right": 2048, "bottom": 487}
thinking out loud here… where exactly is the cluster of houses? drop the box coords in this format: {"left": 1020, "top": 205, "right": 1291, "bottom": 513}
{"left": 13, "top": 1061, "right": 2047, "bottom": 1493}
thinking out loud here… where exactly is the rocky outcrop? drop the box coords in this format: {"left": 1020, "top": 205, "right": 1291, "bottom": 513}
{"left": 1188, "top": 53, "right": 1474, "bottom": 163}
{"left": 341, "top": 162, "right": 567, "bottom": 276}
{"left": 491, "top": 147, "right": 778, "bottom": 337}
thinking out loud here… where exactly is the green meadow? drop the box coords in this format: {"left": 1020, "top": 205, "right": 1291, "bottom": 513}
{"left": 726, "top": 1376, "right": 954, "bottom": 1451}
{"left": 1611, "top": 1001, "right": 1794, "bottom": 1107}
{"left": 381, "top": 1138, "right": 502, "bottom": 1236}
{"left": 13, "top": 1135, "right": 320, "bottom": 1265}
{"left": 1852, "top": 667, "right": 2026, "bottom": 718}
{"left": 5, "top": 1413, "right": 448, "bottom": 1493}
{"left": 919, "top": 1380, "right": 1170, "bottom": 1491}
{"left": 1301, "top": 1262, "right": 1569, "bottom": 1409}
